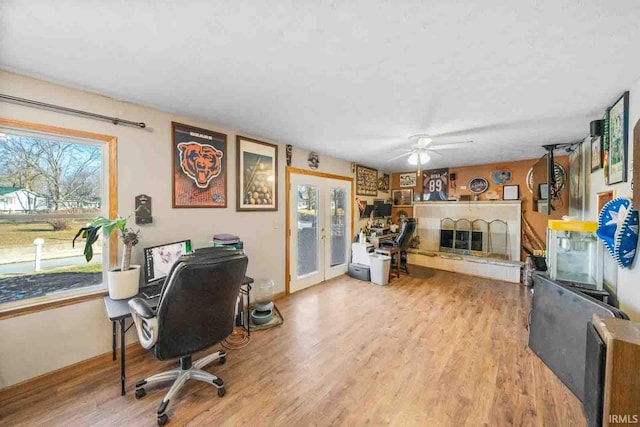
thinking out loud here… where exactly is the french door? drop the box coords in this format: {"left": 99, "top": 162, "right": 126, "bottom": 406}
{"left": 289, "top": 172, "right": 352, "bottom": 293}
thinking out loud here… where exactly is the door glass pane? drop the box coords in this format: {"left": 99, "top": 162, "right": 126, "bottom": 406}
{"left": 297, "top": 184, "right": 319, "bottom": 277}
{"left": 329, "top": 187, "right": 347, "bottom": 267}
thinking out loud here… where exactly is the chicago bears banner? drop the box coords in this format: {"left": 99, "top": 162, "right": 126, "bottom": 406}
{"left": 172, "top": 122, "right": 227, "bottom": 208}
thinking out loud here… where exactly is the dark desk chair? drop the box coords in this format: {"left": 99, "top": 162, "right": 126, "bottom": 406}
{"left": 129, "top": 248, "right": 248, "bottom": 426}
{"left": 379, "top": 218, "right": 416, "bottom": 274}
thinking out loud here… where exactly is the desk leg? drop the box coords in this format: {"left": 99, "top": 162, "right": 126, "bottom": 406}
{"left": 112, "top": 321, "right": 116, "bottom": 361}
{"left": 247, "top": 290, "right": 251, "bottom": 336}
{"left": 119, "top": 318, "right": 126, "bottom": 396}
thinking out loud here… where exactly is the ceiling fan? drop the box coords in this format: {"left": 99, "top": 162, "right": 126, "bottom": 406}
{"left": 389, "top": 134, "right": 473, "bottom": 175}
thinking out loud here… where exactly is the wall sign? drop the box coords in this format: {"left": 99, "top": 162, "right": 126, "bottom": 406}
{"left": 135, "top": 194, "right": 152, "bottom": 224}
{"left": 491, "top": 169, "right": 512, "bottom": 185}
{"left": 468, "top": 177, "right": 489, "bottom": 200}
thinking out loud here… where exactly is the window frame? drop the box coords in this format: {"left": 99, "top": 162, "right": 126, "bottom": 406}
{"left": 0, "top": 118, "right": 117, "bottom": 319}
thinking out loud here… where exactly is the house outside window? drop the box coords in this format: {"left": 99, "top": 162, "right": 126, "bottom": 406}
{"left": 0, "top": 121, "right": 116, "bottom": 311}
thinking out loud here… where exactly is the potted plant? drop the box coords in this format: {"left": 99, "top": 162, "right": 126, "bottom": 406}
{"left": 73, "top": 215, "right": 141, "bottom": 300}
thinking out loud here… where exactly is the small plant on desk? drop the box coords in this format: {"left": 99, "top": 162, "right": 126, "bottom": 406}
{"left": 73, "top": 214, "right": 141, "bottom": 300}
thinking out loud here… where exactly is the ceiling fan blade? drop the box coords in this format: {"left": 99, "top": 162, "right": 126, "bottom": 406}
{"left": 428, "top": 141, "right": 474, "bottom": 150}
{"left": 386, "top": 151, "right": 413, "bottom": 162}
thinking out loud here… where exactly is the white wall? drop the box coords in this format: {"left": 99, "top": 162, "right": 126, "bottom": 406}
{"left": 0, "top": 70, "right": 381, "bottom": 387}
{"left": 582, "top": 76, "right": 640, "bottom": 321}
{"left": 289, "top": 146, "right": 385, "bottom": 233}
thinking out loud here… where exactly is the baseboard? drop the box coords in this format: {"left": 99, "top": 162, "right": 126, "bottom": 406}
{"left": 0, "top": 342, "right": 146, "bottom": 398}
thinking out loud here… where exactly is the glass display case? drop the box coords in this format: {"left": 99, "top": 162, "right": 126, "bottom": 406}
{"left": 546, "top": 220, "right": 603, "bottom": 289}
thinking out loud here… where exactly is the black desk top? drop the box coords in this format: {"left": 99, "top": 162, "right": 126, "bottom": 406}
{"left": 104, "top": 276, "right": 254, "bottom": 321}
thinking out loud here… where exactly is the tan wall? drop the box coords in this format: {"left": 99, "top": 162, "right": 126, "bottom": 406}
{"left": 391, "top": 156, "right": 571, "bottom": 260}
{"left": 0, "top": 70, "right": 362, "bottom": 387}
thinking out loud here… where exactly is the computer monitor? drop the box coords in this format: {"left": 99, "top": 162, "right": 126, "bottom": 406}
{"left": 376, "top": 203, "right": 392, "bottom": 218}
{"left": 361, "top": 204, "right": 375, "bottom": 218}
{"left": 143, "top": 240, "right": 192, "bottom": 285}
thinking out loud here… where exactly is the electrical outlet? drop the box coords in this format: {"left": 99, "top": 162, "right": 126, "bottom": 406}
{"left": 460, "top": 185, "right": 467, "bottom": 190}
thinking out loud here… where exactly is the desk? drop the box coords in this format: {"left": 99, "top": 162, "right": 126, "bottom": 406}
{"left": 104, "top": 276, "right": 253, "bottom": 395}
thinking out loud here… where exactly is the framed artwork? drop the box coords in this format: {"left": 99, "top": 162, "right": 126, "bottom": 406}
{"left": 172, "top": 122, "right": 227, "bottom": 208}
{"left": 236, "top": 135, "right": 278, "bottom": 211}
{"left": 422, "top": 168, "right": 449, "bottom": 201}
{"left": 503, "top": 185, "right": 519, "bottom": 200}
{"left": 603, "top": 112, "right": 610, "bottom": 185}
{"left": 597, "top": 190, "right": 616, "bottom": 214}
{"left": 633, "top": 119, "right": 640, "bottom": 210}
{"left": 606, "top": 91, "right": 629, "bottom": 185}
{"left": 356, "top": 164, "right": 378, "bottom": 196}
{"left": 539, "top": 183, "right": 549, "bottom": 200}
{"left": 377, "top": 173, "right": 390, "bottom": 192}
{"left": 569, "top": 145, "right": 583, "bottom": 212}
{"left": 392, "top": 189, "right": 413, "bottom": 206}
{"left": 399, "top": 172, "right": 417, "bottom": 187}
{"left": 591, "top": 136, "right": 602, "bottom": 172}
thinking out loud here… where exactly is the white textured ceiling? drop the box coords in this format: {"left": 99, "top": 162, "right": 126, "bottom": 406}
{"left": 2, "top": 1, "right": 640, "bottom": 172}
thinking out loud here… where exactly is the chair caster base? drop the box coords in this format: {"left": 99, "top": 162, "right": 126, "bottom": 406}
{"left": 157, "top": 413, "right": 168, "bottom": 426}
{"left": 218, "top": 386, "right": 226, "bottom": 397}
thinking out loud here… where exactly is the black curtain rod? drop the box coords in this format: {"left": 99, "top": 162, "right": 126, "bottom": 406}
{"left": 0, "top": 94, "right": 146, "bottom": 129}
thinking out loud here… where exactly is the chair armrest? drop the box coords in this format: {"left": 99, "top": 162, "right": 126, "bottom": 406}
{"left": 128, "top": 298, "right": 155, "bottom": 319}
{"left": 379, "top": 240, "right": 396, "bottom": 248}
{"left": 128, "top": 298, "right": 158, "bottom": 350}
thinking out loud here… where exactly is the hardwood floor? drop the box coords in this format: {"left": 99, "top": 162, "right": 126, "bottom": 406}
{"left": 0, "top": 268, "right": 586, "bottom": 426}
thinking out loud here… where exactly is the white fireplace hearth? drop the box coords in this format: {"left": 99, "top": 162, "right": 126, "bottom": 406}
{"left": 409, "top": 200, "right": 523, "bottom": 283}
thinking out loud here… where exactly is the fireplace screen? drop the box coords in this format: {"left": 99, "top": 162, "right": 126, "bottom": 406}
{"left": 439, "top": 218, "right": 509, "bottom": 259}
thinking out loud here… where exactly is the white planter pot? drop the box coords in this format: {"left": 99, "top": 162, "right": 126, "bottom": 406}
{"left": 107, "top": 265, "right": 141, "bottom": 300}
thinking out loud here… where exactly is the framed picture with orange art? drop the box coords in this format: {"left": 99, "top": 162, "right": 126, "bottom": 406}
{"left": 597, "top": 190, "right": 616, "bottom": 215}
{"left": 172, "top": 122, "right": 227, "bottom": 208}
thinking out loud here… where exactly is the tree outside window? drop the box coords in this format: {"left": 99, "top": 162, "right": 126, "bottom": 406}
{"left": 0, "top": 128, "right": 109, "bottom": 307}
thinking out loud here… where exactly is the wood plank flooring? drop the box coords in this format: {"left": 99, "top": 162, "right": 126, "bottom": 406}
{"left": 0, "top": 268, "right": 586, "bottom": 426}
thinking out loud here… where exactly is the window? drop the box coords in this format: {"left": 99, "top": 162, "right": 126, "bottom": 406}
{"left": 0, "top": 119, "right": 116, "bottom": 311}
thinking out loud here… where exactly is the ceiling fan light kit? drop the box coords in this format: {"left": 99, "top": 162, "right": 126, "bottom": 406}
{"left": 408, "top": 152, "right": 430, "bottom": 165}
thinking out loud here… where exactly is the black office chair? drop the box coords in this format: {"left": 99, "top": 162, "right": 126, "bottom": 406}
{"left": 379, "top": 218, "right": 416, "bottom": 274}
{"left": 129, "top": 247, "right": 248, "bottom": 426}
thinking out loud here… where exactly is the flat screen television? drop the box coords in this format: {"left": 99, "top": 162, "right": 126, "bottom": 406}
{"left": 143, "top": 240, "right": 192, "bottom": 285}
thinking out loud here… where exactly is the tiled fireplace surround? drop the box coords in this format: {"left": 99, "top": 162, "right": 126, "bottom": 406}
{"left": 408, "top": 200, "right": 523, "bottom": 283}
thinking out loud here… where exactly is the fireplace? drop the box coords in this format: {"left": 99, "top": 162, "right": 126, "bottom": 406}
{"left": 439, "top": 218, "right": 508, "bottom": 259}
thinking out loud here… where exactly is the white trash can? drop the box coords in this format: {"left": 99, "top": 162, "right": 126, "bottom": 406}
{"left": 369, "top": 254, "right": 391, "bottom": 285}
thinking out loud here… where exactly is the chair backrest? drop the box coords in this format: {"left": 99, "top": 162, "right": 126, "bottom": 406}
{"left": 394, "top": 218, "right": 417, "bottom": 251}
{"left": 152, "top": 247, "right": 248, "bottom": 360}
